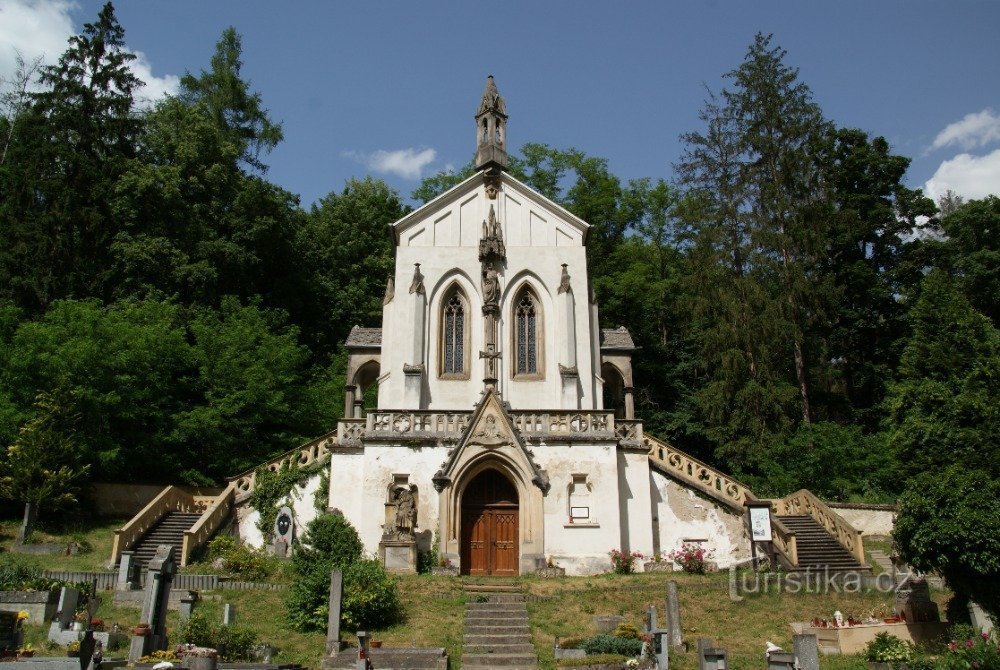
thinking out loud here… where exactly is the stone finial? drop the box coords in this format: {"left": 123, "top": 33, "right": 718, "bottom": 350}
{"left": 475, "top": 75, "right": 508, "bottom": 172}
{"left": 408, "top": 263, "right": 425, "bottom": 295}
{"left": 383, "top": 274, "right": 395, "bottom": 305}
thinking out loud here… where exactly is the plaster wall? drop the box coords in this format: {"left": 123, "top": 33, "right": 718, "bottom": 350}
{"left": 832, "top": 507, "right": 895, "bottom": 537}
{"left": 651, "top": 470, "right": 750, "bottom": 568}
{"left": 238, "top": 473, "right": 324, "bottom": 549}
{"left": 534, "top": 442, "right": 623, "bottom": 575}
{"left": 379, "top": 180, "right": 597, "bottom": 412}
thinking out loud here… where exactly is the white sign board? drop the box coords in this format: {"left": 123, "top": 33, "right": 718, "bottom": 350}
{"left": 749, "top": 506, "right": 772, "bottom": 542}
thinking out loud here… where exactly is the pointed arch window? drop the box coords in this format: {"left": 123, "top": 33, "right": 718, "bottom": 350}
{"left": 513, "top": 287, "right": 543, "bottom": 379}
{"left": 440, "top": 288, "right": 470, "bottom": 379}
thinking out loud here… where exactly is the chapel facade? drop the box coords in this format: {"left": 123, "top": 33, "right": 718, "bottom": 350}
{"left": 322, "top": 77, "right": 750, "bottom": 575}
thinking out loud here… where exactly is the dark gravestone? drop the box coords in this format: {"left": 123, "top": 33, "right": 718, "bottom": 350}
{"left": 274, "top": 507, "right": 294, "bottom": 559}
{"left": 0, "top": 611, "right": 18, "bottom": 652}
{"left": 325, "top": 570, "right": 344, "bottom": 654}
{"left": 127, "top": 545, "right": 176, "bottom": 662}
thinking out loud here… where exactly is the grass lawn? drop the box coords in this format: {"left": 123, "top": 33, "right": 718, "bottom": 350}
{"left": 0, "top": 517, "right": 124, "bottom": 572}
{"left": 2, "top": 520, "right": 954, "bottom": 670}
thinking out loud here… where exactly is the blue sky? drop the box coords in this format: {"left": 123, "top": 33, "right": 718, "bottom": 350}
{"left": 2, "top": 1, "right": 999, "bottom": 208}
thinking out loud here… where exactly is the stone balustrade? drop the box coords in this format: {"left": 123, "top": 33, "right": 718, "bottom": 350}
{"left": 367, "top": 411, "right": 471, "bottom": 436}
{"left": 770, "top": 514, "right": 799, "bottom": 568}
{"left": 511, "top": 411, "right": 616, "bottom": 437}
{"left": 644, "top": 434, "right": 752, "bottom": 512}
{"left": 181, "top": 482, "right": 236, "bottom": 567}
{"left": 228, "top": 430, "right": 337, "bottom": 497}
{"left": 775, "top": 489, "right": 866, "bottom": 564}
{"left": 614, "top": 419, "right": 644, "bottom": 443}
{"left": 337, "top": 418, "right": 366, "bottom": 444}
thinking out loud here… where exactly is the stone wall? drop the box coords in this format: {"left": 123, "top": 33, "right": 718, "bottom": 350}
{"left": 828, "top": 503, "right": 895, "bottom": 537}
{"left": 87, "top": 483, "right": 222, "bottom": 518}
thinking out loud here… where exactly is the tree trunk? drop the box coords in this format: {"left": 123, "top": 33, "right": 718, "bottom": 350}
{"left": 16, "top": 501, "right": 38, "bottom": 544}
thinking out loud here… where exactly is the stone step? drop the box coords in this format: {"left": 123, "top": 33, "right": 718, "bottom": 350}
{"left": 466, "top": 603, "right": 525, "bottom": 612}
{"left": 464, "top": 585, "right": 522, "bottom": 592}
{"left": 464, "top": 644, "right": 536, "bottom": 654}
{"left": 463, "top": 654, "right": 537, "bottom": 667}
{"left": 462, "top": 666, "right": 536, "bottom": 670}
{"left": 466, "top": 616, "right": 529, "bottom": 626}
{"left": 464, "top": 634, "right": 534, "bottom": 646}
{"left": 465, "top": 623, "right": 529, "bottom": 634}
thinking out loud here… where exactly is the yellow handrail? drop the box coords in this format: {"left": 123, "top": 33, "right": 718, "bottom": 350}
{"left": 775, "top": 489, "right": 866, "bottom": 564}
{"left": 181, "top": 482, "right": 237, "bottom": 567}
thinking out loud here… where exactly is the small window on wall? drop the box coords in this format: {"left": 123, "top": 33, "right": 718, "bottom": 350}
{"left": 568, "top": 474, "right": 592, "bottom": 524}
{"left": 440, "top": 288, "right": 469, "bottom": 379}
{"left": 513, "top": 287, "right": 543, "bottom": 379}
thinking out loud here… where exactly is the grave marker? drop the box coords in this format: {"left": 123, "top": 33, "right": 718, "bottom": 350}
{"left": 793, "top": 634, "right": 820, "bottom": 670}
{"left": 223, "top": 603, "right": 235, "bottom": 626}
{"left": 127, "top": 545, "right": 176, "bottom": 662}
{"left": 326, "top": 570, "right": 345, "bottom": 654}
{"left": 666, "top": 581, "right": 683, "bottom": 648}
{"left": 274, "top": 507, "right": 294, "bottom": 558}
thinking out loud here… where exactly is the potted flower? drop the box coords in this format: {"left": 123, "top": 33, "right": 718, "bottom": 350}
{"left": 72, "top": 611, "right": 88, "bottom": 631}
{"left": 132, "top": 622, "right": 151, "bottom": 636}
{"left": 17, "top": 644, "right": 34, "bottom": 658}
{"left": 67, "top": 641, "right": 81, "bottom": 658}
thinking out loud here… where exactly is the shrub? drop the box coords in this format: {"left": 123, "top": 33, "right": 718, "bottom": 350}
{"left": 293, "top": 513, "right": 363, "bottom": 573}
{"left": 202, "top": 535, "right": 274, "bottom": 582}
{"left": 941, "top": 631, "right": 999, "bottom": 670}
{"left": 667, "top": 542, "right": 715, "bottom": 574}
{"left": 609, "top": 549, "right": 643, "bottom": 574}
{"left": 178, "top": 611, "right": 258, "bottom": 661}
{"left": 286, "top": 557, "right": 401, "bottom": 632}
{"left": 582, "top": 634, "right": 643, "bottom": 657}
{"left": 558, "top": 636, "right": 586, "bottom": 649}
{"left": 863, "top": 632, "right": 912, "bottom": 665}
{"left": 613, "top": 623, "right": 640, "bottom": 640}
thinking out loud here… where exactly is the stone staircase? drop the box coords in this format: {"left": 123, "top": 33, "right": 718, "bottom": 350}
{"left": 463, "top": 583, "right": 537, "bottom": 670}
{"left": 777, "top": 515, "right": 869, "bottom": 574}
{"left": 868, "top": 549, "right": 944, "bottom": 588}
{"left": 125, "top": 511, "right": 203, "bottom": 570}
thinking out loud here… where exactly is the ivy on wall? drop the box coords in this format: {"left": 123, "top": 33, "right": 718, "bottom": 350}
{"left": 248, "top": 461, "right": 325, "bottom": 538}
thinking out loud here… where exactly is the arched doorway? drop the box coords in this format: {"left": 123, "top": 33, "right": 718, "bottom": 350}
{"left": 460, "top": 469, "right": 519, "bottom": 576}
{"left": 602, "top": 362, "right": 626, "bottom": 420}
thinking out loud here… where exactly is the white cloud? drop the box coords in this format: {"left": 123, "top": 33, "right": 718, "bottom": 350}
{"left": 929, "top": 108, "right": 1000, "bottom": 152}
{"left": 0, "top": 0, "right": 177, "bottom": 104}
{"left": 344, "top": 147, "right": 437, "bottom": 180}
{"left": 924, "top": 148, "right": 1000, "bottom": 202}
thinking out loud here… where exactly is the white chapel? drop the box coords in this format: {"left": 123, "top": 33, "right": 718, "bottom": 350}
{"left": 318, "top": 77, "right": 751, "bottom": 576}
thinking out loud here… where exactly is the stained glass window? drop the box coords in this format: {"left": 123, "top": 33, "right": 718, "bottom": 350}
{"left": 515, "top": 292, "right": 538, "bottom": 375}
{"left": 443, "top": 293, "right": 464, "bottom": 374}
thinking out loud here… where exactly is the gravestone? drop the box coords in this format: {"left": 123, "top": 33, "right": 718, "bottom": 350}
{"left": 767, "top": 651, "right": 795, "bottom": 670}
{"left": 895, "top": 577, "right": 939, "bottom": 622}
{"left": 116, "top": 552, "right": 138, "bottom": 591}
{"left": 56, "top": 587, "right": 80, "bottom": 631}
{"left": 274, "top": 507, "right": 294, "bottom": 559}
{"left": 697, "top": 638, "right": 727, "bottom": 670}
{"left": 645, "top": 605, "right": 668, "bottom": 670}
{"left": 223, "top": 603, "right": 235, "bottom": 626}
{"left": 666, "top": 581, "right": 683, "bottom": 648}
{"left": 127, "top": 545, "right": 176, "bottom": 662}
{"left": 969, "top": 601, "right": 994, "bottom": 635}
{"left": 0, "top": 611, "right": 19, "bottom": 653}
{"left": 179, "top": 594, "right": 197, "bottom": 622}
{"left": 793, "top": 634, "right": 820, "bottom": 670}
{"left": 325, "top": 570, "right": 345, "bottom": 654}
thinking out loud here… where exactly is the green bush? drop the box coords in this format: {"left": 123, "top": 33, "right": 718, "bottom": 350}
{"left": 293, "top": 513, "right": 363, "bottom": 572}
{"left": 178, "top": 611, "right": 258, "bottom": 661}
{"left": 863, "top": 632, "right": 912, "bottom": 664}
{"left": 582, "top": 634, "right": 643, "bottom": 657}
{"left": 341, "top": 559, "right": 401, "bottom": 630}
{"left": 612, "top": 623, "right": 640, "bottom": 640}
{"left": 0, "top": 555, "right": 42, "bottom": 590}
{"left": 201, "top": 535, "right": 274, "bottom": 582}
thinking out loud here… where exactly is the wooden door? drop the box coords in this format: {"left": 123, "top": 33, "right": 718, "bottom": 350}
{"left": 461, "top": 469, "right": 519, "bottom": 576}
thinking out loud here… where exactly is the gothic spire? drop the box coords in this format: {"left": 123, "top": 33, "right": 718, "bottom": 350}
{"left": 475, "top": 75, "right": 508, "bottom": 173}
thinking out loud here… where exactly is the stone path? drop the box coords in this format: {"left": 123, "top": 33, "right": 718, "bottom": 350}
{"left": 868, "top": 550, "right": 944, "bottom": 588}
{"left": 462, "top": 583, "right": 538, "bottom": 670}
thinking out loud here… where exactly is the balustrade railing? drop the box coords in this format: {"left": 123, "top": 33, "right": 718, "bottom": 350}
{"left": 614, "top": 419, "right": 644, "bottom": 442}
{"left": 337, "top": 418, "right": 365, "bottom": 444}
{"left": 775, "top": 489, "right": 865, "bottom": 564}
{"left": 770, "top": 514, "right": 798, "bottom": 568}
{"left": 367, "top": 411, "right": 471, "bottom": 435}
{"left": 510, "top": 411, "right": 616, "bottom": 436}
{"left": 181, "top": 482, "right": 236, "bottom": 567}
{"left": 644, "top": 434, "right": 752, "bottom": 512}
{"left": 228, "top": 430, "right": 337, "bottom": 497}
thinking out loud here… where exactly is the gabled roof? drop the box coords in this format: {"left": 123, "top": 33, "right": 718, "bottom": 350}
{"left": 432, "top": 388, "right": 549, "bottom": 493}
{"left": 391, "top": 170, "right": 591, "bottom": 245}
{"left": 345, "top": 326, "right": 382, "bottom": 348}
{"left": 600, "top": 326, "right": 636, "bottom": 351}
